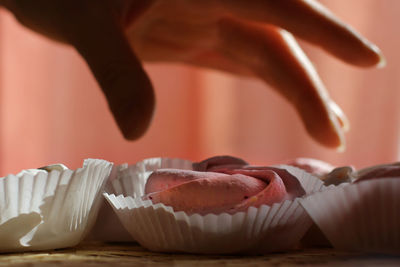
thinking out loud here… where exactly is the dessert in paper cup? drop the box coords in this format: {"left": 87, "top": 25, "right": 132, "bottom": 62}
{"left": 104, "top": 156, "right": 323, "bottom": 254}
{"left": 0, "top": 159, "right": 112, "bottom": 252}
{"left": 87, "top": 157, "right": 194, "bottom": 242}
{"left": 300, "top": 162, "right": 400, "bottom": 253}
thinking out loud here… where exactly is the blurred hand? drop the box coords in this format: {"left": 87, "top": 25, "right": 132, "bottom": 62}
{"left": 0, "top": 0, "right": 384, "bottom": 150}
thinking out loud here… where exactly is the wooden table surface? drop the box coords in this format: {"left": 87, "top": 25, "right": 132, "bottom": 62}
{"left": 0, "top": 243, "right": 399, "bottom": 267}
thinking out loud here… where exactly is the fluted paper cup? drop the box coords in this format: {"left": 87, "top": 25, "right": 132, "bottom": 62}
{"left": 104, "top": 158, "right": 323, "bottom": 253}
{"left": 300, "top": 178, "right": 400, "bottom": 253}
{"left": 88, "top": 158, "right": 193, "bottom": 242}
{"left": 0, "top": 159, "right": 112, "bottom": 252}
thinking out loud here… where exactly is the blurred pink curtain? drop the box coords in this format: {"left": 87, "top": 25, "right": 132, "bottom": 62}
{"left": 1, "top": 0, "right": 400, "bottom": 175}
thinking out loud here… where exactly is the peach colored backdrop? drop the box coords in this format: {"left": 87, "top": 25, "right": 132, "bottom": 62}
{"left": 1, "top": 0, "right": 399, "bottom": 175}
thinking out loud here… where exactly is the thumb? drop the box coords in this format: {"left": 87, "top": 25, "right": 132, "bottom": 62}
{"left": 72, "top": 9, "right": 155, "bottom": 140}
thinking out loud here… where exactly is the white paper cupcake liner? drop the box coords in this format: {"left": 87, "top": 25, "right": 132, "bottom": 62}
{"left": 273, "top": 165, "right": 324, "bottom": 195}
{"left": 0, "top": 159, "right": 112, "bottom": 252}
{"left": 89, "top": 158, "right": 192, "bottom": 242}
{"left": 300, "top": 178, "right": 400, "bottom": 253}
{"left": 104, "top": 158, "right": 324, "bottom": 253}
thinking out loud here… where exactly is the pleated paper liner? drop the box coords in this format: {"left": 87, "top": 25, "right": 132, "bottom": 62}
{"left": 300, "top": 178, "right": 400, "bottom": 254}
{"left": 298, "top": 184, "right": 349, "bottom": 248}
{"left": 104, "top": 194, "right": 312, "bottom": 254}
{"left": 0, "top": 159, "right": 113, "bottom": 252}
{"left": 273, "top": 165, "right": 324, "bottom": 195}
{"left": 87, "top": 158, "right": 193, "bottom": 242}
{"left": 104, "top": 158, "right": 324, "bottom": 253}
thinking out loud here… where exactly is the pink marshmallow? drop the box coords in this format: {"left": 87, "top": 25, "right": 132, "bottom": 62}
{"left": 356, "top": 163, "right": 400, "bottom": 183}
{"left": 143, "top": 165, "right": 305, "bottom": 215}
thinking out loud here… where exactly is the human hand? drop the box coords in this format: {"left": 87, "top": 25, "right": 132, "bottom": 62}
{"left": 0, "top": 0, "right": 384, "bottom": 150}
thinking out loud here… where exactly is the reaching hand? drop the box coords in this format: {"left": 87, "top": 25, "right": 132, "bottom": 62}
{"left": 0, "top": 0, "right": 384, "bottom": 150}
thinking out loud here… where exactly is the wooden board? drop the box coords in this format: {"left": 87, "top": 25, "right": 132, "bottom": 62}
{"left": 0, "top": 243, "right": 399, "bottom": 266}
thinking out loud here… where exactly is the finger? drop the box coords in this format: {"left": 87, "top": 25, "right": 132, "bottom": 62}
{"left": 221, "top": 0, "right": 384, "bottom": 68}
{"left": 189, "top": 51, "right": 350, "bottom": 132}
{"left": 186, "top": 50, "right": 351, "bottom": 133}
{"left": 71, "top": 7, "right": 155, "bottom": 140}
{"left": 218, "top": 17, "right": 346, "bottom": 150}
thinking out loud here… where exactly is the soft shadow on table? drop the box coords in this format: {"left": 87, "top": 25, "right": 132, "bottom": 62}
{"left": 1, "top": 243, "right": 400, "bottom": 267}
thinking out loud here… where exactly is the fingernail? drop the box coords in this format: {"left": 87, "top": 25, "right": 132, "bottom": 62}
{"left": 336, "top": 140, "right": 346, "bottom": 153}
{"left": 335, "top": 126, "right": 346, "bottom": 153}
{"left": 329, "top": 101, "right": 350, "bottom": 132}
{"left": 328, "top": 108, "right": 346, "bottom": 152}
{"left": 377, "top": 51, "right": 387, "bottom": 69}
{"left": 369, "top": 43, "right": 386, "bottom": 68}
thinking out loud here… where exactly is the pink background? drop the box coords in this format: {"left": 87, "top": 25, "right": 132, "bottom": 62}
{"left": 0, "top": 0, "right": 399, "bottom": 174}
